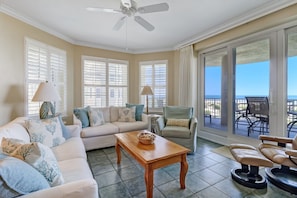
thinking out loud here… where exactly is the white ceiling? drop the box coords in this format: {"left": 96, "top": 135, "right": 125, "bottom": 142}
{"left": 1, "top": 0, "right": 297, "bottom": 53}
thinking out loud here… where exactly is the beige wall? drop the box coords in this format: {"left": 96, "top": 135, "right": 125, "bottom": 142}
{"left": 0, "top": 12, "right": 74, "bottom": 124}
{"left": 0, "top": 12, "right": 176, "bottom": 125}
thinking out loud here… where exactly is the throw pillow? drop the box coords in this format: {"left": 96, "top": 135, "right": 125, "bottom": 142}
{"left": 0, "top": 155, "right": 50, "bottom": 197}
{"left": 25, "top": 117, "right": 65, "bottom": 147}
{"left": 166, "top": 118, "right": 190, "bottom": 128}
{"left": 2, "top": 138, "right": 64, "bottom": 187}
{"left": 88, "top": 108, "right": 105, "bottom": 127}
{"left": 1, "top": 138, "right": 25, "bottom": 155}
{"left": 118, "top": 106, "right": 136, "bottom": 122}
{"left": 57, "top": 115, "right": 71, "bottom": 139}
{"left": 73, "top": 106, "right": 91, "bottom": 128}
{"left": 126, "top": 103, "right": 144, "bottom": 121}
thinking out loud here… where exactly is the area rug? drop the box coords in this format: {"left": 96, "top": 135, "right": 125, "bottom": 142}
{"left": 211, "top": 146, "right": 234, "bottom": 160}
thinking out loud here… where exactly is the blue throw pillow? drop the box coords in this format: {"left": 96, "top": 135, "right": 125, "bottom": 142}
{"left": 126, "top": 103, "right": 144, "bottom": 121}
{"left": 73, "top": 106, "right": 90, "bottom": 128}
{"left": 57, "top": 115, "right": 71, "bottom": 139}
{"left": 0, "top": 155, "right": 50, "bottom": 196}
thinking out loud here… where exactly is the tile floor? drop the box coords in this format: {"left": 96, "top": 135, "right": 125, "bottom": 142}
{"left": 87, "top": 138, "right": 296, "bottom": 198}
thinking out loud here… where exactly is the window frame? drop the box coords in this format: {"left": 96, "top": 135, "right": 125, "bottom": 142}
{"left": 139, "top": 60, "right": 168, "bottom": 112}
{"left": 82, "top": 55, "right": 129, "bottom": 107}
{"left": 25, "top": 38, "right": 67, "bottom": 118}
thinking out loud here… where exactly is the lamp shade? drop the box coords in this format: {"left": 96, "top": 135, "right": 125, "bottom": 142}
{"left": 141, "top": 86, "right": 153, "bottom": 95}
{"left": 32, "top": 81, "right": 61, "bottom": 102}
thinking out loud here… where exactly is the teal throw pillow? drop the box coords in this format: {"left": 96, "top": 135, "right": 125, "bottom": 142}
{"left": 126, "top": 103, "right": 144, "bottom": 121}
{"left": 0, "top": 155, "right": 50, "bottom": 197}
{"left": 73, "top": 106, "right": 91, "bottom": 128}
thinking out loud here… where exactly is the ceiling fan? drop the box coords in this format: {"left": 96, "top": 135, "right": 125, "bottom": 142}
{"left": 87, "top": 0, "right": 169, "bottom": 31}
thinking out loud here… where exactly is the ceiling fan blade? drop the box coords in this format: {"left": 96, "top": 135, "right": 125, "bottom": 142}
{"left": 113, "top": 16, "right": 126, "bottom": 31}
{"left": 86, "top": 7, "right": 121, "bottom": 14}
{"left": 134, "top": 16, "right": 154, "bottom": 31}
{"left": 137, "top": 3, "right": 169, "bottom": 14}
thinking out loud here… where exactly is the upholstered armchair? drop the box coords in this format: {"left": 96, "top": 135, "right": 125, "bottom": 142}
{"left": 155, "top": 106, "right": 197, "bottom": 153}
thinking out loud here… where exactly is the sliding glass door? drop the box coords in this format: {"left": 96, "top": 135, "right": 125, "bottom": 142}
{"left": 203, "top": 49, "right": 228, "bottom": 132}
{"left": 233, "top": 39, "right": 270, "bottom": 138}
{"left": 287, "top": 27, "right": 297, "bottom": 138}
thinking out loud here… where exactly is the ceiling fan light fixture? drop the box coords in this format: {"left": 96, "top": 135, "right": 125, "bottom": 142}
{"left": 121, "top": 0, "right": 132, "bottom": 8}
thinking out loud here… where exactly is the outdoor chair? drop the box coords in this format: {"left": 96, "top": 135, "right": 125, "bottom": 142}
{"left": 155, "top": 106, "right": 197, "bottom": 153}
{"left": 245, "top": 96, "right": 269, "bottom": 136}
{"left": 258, "top": 134, "right": 297, "bottom": 194}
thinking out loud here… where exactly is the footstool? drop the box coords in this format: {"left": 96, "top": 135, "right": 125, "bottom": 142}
{"left": 229, "top": 143, "right": 273, "bottom": 189}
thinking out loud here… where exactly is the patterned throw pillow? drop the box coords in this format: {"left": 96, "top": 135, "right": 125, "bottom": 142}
{"left": 88, "top": 109, "right": 105, "bottom": 127}
{"left": 0, "top": 155, "right": 50, "bottom": 197}
{"left": 118, "top": 107, "right": 136, "bottom": 122}
{"left": 2, "top": 138, "right": 64, "bottom": 187}
{"left": 25, "top": 117, "right": 65, "bottom": 147}
{"left": 166, "top": 118, "right": 190, "bottom": 127}
{"left": 126, "top": 103, "right": 144, "bottom": 121}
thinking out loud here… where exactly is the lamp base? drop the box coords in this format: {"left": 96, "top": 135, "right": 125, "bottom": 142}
{"left": 40, "top": 101, "right": 55, "bottom": 119}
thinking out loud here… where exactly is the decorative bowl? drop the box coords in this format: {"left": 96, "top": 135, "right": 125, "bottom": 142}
{"left": 137, "top": 131, "right": 156, "bottom": 145}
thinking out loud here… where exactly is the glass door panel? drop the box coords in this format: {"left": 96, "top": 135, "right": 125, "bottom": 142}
{"left": 287, "top": 29, "right": 297, "bottom": 138}
{"left": 233, "top": 39, "right": 270, "bottom": 138}
{"left": 204, "top": 50, "right": 228, "bottom": 132}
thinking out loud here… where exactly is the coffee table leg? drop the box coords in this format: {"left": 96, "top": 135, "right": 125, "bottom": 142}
{"left": 115, "top": 139, "right": 121, "bottom": 164}
{"left": 180, "top": 153, "right": 188, "bottom": 189}
{"left": 145, "top": 165, "right": 153, "bottom": 198}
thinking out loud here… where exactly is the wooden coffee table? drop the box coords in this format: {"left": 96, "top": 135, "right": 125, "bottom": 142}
{"left": 114, "top": 130, "right": 190, "bottom": 198}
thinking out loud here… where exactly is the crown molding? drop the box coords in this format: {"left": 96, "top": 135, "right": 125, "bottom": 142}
{"left": 175, "top": 0, "right": 297, "bottom": 49}
{"left": 0, "top": 3, "right": 75, "bottom": 44}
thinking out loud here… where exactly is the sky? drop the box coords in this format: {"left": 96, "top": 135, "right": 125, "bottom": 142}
{"left": 205, "top": 56, "right": 297, "bottom": 98}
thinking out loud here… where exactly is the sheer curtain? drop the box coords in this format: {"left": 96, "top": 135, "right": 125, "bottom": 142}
{"left": 178, "top": 45, "right": 197, "bottom": 115}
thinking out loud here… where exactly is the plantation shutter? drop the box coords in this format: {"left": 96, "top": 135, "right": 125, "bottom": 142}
{"left": 26, "top": 38, "right": 66, "bottom": 117}
{"left": 140, "top": 60, "right": 167, "bottom": 109}
{"left": 83, "top": 56, "right": 128, "bottom": 107}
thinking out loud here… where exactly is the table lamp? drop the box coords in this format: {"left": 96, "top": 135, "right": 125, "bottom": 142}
{"left": 32, "top": 81, "right": 61, "bottom": 119}
{"left": 141, "top": 85, "right": 153, "bottom": 114}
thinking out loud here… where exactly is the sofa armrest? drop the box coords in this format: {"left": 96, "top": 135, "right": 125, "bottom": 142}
{"left": 21, "top": 179, "right": 98, "bottom": 198}
{"left": 66, "top": 125, "right": 81, "bottom": 138}
{"left": 142, "top": 113, "right": 149, "bottom": 123}
{"left": 155, "top": 116, "right": 165, "bottom": 135}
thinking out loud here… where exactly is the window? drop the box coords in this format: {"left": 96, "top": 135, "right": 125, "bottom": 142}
{"left": 82, "top": 56, "right": 128, "bottom": 107}
{"left": 139, "top": 60, "right": 167, "bottom": 110}
{"left": 25, "top": 38, "right": 67, "bottom": 117}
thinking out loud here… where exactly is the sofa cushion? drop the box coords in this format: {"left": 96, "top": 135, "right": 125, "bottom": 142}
{"left": 73, "top": 106, "right": 91, "bottom": 128}
{"left": 162, "top": 126, "right": 191, "bottom": 139}
{"left": 88, "top": 109, "right": 105, "bottom": 127}
{"left": 58, "top": 158, "right": 94, "bottom": 183}
{"left": 0, "top": 154, "right": 50, "bottom": 197}
{"left": 81, "top": 123, "right": 119, "bottom": 138}
{"left": 126, "top": 103, "right": 144, "bottom": 121}
{"left": 25, "top": 117, "right": 65, "bottom": 147}
{"left": 2, "top": 138, "right": 64, "bottom": 187}
{"left": 166, "top": 118, "right": 190, "bottom": 128}
{"left": 51, "top": 137, "right": 87, "bottom": 161}
{"left": 0, "top": 122, "right": 30, "bottom": 144}
{"left": 113, "top": 121, "right": 148, "bottom": 133}
{"left": 118, "top": 106, "right": 136, "bottom": 122}
{"left": 110, "top": 106, "right": 122, "bottom": 122}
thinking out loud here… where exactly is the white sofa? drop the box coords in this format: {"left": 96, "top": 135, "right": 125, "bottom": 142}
{"left": 73, "top": 106, "right": 149, "bottom": 151}
{"left": 0, "top": 117, "right": 98, "bottom": 198}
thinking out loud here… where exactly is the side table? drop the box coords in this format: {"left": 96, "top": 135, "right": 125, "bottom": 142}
{"left": 148, "top": 114, "right": 162, "bottom": 133}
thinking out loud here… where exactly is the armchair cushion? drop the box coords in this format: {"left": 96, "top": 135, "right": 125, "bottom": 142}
{"left": 166, "top": 118, "right": 190, "bottom": 128}
{"left": 161, "top": 126, "right": 191, "bottom": 139}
